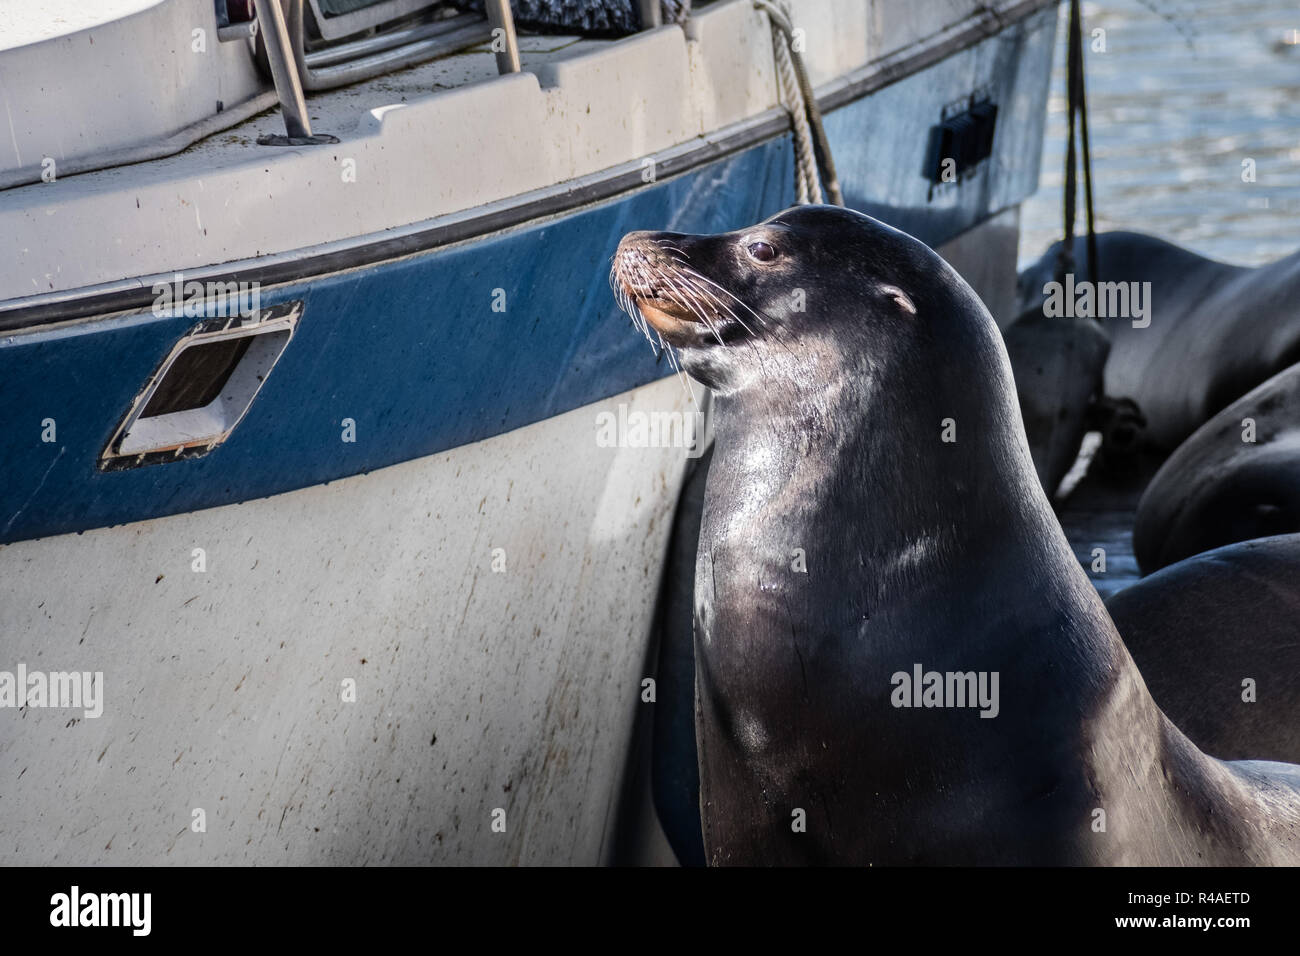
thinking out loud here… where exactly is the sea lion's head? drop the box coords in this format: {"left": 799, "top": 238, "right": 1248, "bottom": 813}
{"left": 612, "top": 205, "right": 997, "bottom": 400}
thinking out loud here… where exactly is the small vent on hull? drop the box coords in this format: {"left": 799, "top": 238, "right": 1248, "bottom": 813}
{"left": 923, "top": 96, "right": 999, "bottom": 185}
{"left": 100, "top": 301, "right": 301, "bottom": 471}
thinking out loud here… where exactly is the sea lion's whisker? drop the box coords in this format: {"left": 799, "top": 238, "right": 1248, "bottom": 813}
{"left": 679, "top": 267, "right": 763, "bottom": 324}
{"left": 629, "top": 262, "right": 663, "bottom": 349}
{"left": 681, "top": 267, "right": 804, "bottom": 370}
{"left": 664, "top": 285, "right": 717, "bottom": 343}
{"left": 677, "top": 266, "right": 764, "bottom": 334}
{"left": 609, "top": 253, "right": 710, "bottom": 409}
{"left": 620, "top": 259, "right": 704, "bottom": 409}
{"left": 674, "top": 273, "right": 756, "bottom": 344}
{"left": 654, "top": 240, "right": 691, "bottom": 260}
{"left": 650, "top": 325, "right": 699, "bottom": 408}
{"left": 673, "top": 272, "right": 747, "bottom": 337}
{"left": 673, "top": 283, "right": 732, "bottom": 346}
{"left": 611, "top": 259, "right": 644, "bottom": 335}
{"left": 670, "top": 273, "right": 735, "bottom": 350}
{"left": 653, "top": 269, "right": 727, "bottom": 347}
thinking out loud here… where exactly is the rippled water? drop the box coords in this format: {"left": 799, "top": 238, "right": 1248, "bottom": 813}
{"left": 1019, "top": 0, "right": 1300, "bottom": 268}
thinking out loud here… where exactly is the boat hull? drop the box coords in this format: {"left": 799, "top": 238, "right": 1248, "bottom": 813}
{"left": 0, "top": 5, "right": 1057, "bottom": 864}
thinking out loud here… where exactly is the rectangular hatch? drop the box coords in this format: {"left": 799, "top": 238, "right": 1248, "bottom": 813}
{"left": 99, "top": 301, "right": 301, "bottom": 471}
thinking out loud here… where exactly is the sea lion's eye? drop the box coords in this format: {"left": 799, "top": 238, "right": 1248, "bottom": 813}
{"left": 746, "top": 241, "right": 777, "bottom": 263}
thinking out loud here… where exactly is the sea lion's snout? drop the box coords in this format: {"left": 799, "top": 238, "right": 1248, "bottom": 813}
{"left": 612, "top": 231, "right": 703, "bottom": 338}
{"left": 612, "top": 228, "right": 763, "bottom": 353}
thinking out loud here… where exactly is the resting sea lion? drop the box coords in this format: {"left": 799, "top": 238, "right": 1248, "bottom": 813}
{"left": 1017, "top": 232, "right": 1300, "bottom": 450}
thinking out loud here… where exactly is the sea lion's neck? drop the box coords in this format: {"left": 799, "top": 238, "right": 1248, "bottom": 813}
{"left": 705, "top": 370, "right": 1075, "bottom": 617}
{"left": 700, "top": 363, "right": 1148, "bottom": 741}
{"left": 698, "top": 377, "right": 1214, "bottom": 863}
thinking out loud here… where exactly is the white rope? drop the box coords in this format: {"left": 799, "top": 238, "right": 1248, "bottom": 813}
{"left": 756, "top": 0, "right": 822, "bottom": 204}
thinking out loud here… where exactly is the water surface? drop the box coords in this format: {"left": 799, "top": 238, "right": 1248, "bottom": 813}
{"left": 1020, "top": 0, "right": 1300, "bottom": 267}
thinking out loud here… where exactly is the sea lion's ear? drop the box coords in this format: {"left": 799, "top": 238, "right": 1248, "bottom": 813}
{"left": 879, "top": 284, "right": 917, "bottom": 316}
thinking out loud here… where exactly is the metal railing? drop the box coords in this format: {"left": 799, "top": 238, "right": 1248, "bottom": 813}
{"left": 638, "top": 1, "right": 662, "bottom": 28}
{"left": 484, "top": 0, "right": 521, "bottom": 74}
{"left": 290, "top": 5, "right": 500, "bottom": 90}
{"left": 252, "top": 0, "right": 323, "bottom": 143}
{"left": 256, "top": 0, "right": 670, "bottom": 145}
{"left": 256, "top": 0, "right": 517, "bottom": 142}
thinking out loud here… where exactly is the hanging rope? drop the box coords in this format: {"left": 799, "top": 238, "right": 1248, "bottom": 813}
{"left": 754, "top": 0, "right": 844, "bottom": 206}
{"left": 771, "top": 11, "right": 820, "bottom": 204}
{"left": 1056, "top": 0, "right": 1099, "bottom": 298}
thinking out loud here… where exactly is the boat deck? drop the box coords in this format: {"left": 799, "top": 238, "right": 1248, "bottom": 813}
{"left": 0, "top": 0, "right": 157, "bottom": 49}
{"left": 190, "top": 32, "right": 587, "bottom": 154}
{"left": 0, "top": 0, "right": 1060, "bottom": 308}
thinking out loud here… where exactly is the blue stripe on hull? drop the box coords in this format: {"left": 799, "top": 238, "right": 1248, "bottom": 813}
{"left": 0, "top": 7, "right": 1054, "bottom": 544}
{"left": 0, "top": 143, "right": 792, "bottom": 544}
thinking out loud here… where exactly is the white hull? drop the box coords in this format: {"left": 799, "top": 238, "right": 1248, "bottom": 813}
{"left": 0, "top": 377, "right": 693, "bottom": 864}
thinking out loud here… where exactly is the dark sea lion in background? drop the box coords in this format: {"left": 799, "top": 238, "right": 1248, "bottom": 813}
{"left": 1017, "top": 232, "right": 1300, "bottom": 451}
{"left": 612, "top": 206, "right": 1300, "bottom": 866}
{"left": 1002, "top": 308, "right": 1109, "bottom": 496}
{"left": 1133, "top": 361, "right": 1300, "bottom": 573}
{"left": 1107, "top": 535, "right": 1300, "bottom": 765}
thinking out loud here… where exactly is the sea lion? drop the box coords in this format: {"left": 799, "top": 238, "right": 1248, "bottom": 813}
{"left": 648, "top": 454, "right": 1300, "bottom": 861}
{"left": 1133, "top": 361, "right": 1300, "bottom": 573}
{"left": 612, "top": 205, "right": 1300, "bottom": 866}
{"left": 1017, "top": 232, "right": 1300, "bottom": 451}
{"left": 1106, "top": 534, "right": 1300, "bottom": 765}
{"left": 1001, "top": 308, "right": 1110, "bottom": 497}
